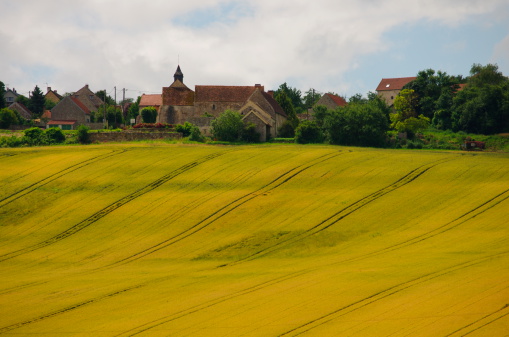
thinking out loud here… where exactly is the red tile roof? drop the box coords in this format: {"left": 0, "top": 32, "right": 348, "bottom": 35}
{"left": 71, "top": 97, "right": 91, "bottom": 115}
{"left": 326, "top": 93, "right": 347, "bottom": 107}
{"left": 163, "top": 80, "right": 195, "bottom": 106}
{"left": 376, "top": 77, "right": 416, "bottom": 91}
{"left": 41, "top": 110, "right": 52, "bottom": 119}
{"left": 195, "top": 85, "right": 260, "bottom": 103}
{"left": 139, "top": 94, "right": 162, "bottom": 107}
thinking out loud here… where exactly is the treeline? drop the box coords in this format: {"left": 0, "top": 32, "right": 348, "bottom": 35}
{"left": 271, "top": 63, "right": 509, "bottom": 147}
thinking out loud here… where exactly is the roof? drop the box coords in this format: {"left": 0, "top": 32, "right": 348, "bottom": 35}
{"left": 195, "top": 85, "right": 261, "bottom": 103}
{"left": 41, "top": 110, "right": 52, "bottom": 119}
{"left": 47, "top": 120, "right": 77, "bottom": 125}
{"left": 376, "top": 77, "right": 417, "bottom": 91}
{"left": 74, "top": 84, "right": 104, "bottom": 110}
{"left": 163, "top": 80, "right": 195, "bottom": 106}
{"left": 139, "top": 94, "right": 162, "bottom": 107}
{"left": 8, "top": 102, "right": 32, "bottom": 119}
{"left": 325, "top": 93, "right": 347, "bottom": 107}
{"left": 70, "top": 97, "right": 91, "bottom": 115}
{"left": 261, "top": 91, "right": 286, "bottom": 117}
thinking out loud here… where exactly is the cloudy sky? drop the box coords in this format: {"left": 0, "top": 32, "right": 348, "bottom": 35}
{"left": 1, "top": 0, "right": 508, "bottom": 101}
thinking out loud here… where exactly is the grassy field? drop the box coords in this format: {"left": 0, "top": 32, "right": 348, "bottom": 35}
{"left": 0, "top": 143, "right": 508, "bottom": 336}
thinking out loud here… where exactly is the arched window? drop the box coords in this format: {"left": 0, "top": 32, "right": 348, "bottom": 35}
{"left": 212, "top": 104, "right": 216, "bottom": 110}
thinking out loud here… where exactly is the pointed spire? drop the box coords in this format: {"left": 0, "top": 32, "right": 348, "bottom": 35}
{"left": 174, "top": 65, "right": 184, "bottom": 83}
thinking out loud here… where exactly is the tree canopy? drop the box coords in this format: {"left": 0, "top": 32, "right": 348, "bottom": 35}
{"left": 29, "top": 85, "right": 45, "bottom": 117}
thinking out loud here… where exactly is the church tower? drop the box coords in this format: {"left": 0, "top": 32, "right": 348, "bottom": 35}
{"left": 174, "top": 65, "right": 184, "bottom": 83}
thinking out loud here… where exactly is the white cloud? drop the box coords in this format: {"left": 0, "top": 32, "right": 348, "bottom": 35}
{"left": 0, "top": 0, "right": 508, "bottom": 99}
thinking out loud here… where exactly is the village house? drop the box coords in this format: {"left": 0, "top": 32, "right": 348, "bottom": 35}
{"left": 48, "top": 96, "right": 91, "bottom": 130}
{"left": 8, "top": 102, "right": 32, "bottom": 121}
{"left": 314, "top": 93, "right": 347, "bottom": 110}
{"left": 376, "top": 77, "right": 416, "bottom": 106}
{"left": 3, "top": 88, "right": 19, "bottom": 106}
{"left": 72, "top": 84, "right": 104, "bottom": 112}
{"left": 158, "top": 66, "right": 287, "bottom": 141}
{"left": 44, "top": 87, "right": 63, "bottom": 104}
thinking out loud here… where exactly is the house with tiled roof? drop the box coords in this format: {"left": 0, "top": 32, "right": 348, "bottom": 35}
{"left": 376, "top": 77, "right": 416, "bottom": 106}
{"left": 159, "top": 66, "right": 287, "bottom": 141}
{"left": 314, "top": 93, "right": 347, "bottom": 111}
{"left": 4, "top": 88, "right": 19, "bottom": 106}
{"left": 8, "top": 102, "right": 32, "bottom": 121}
{"left": 72, "top": 84, "right": 104, "bottom": 112}
{"left": 44, "top": 87, "right": 63, "bottom": 104}
{"left": 48, "top": 96, "right": 92, "bottom": 130}
{"left": 139, "top": 94, "right": 162, "bottom": 111}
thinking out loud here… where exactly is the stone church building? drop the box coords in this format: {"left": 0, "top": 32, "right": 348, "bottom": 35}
{"left": 158, "top": 66, "right": 287, "bottom": 141}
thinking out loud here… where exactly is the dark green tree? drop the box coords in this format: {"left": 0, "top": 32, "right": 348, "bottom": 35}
{"left": 0, "top": 108, "right": 19, "bottom": 129}
{"left": 0, "top": 81, "right": 6, "bottom": 109}
{"left": 274, "top": 83, "right": 302, "bottom": 111}
{"left": 302, "top": 88, "right": 321, "bottom": 109}
{"left": 95, "top": 90, "right": 115, "bottom": 105}
{"left": 23, "top": 127, "right": 46, "bottom": 145}
{"left": 76, "top": 125, "right": 90, "bottom": 144}
{"left": 211, "top": 110, "right": 244, "bottom": 142}
{"left": 295, "top": 121, "right": 324, "bottom": 144}
{"left": 141, "top": 107, "right": 157, "bottom": 123}
{"left": 29, "top": 85, "right": 45, "bottom": 117}
{"left": 275, "top": 90, "right": 299, "bottom": 132}
{"left": 45, "top": 127, "right": 65, "bottom": 143}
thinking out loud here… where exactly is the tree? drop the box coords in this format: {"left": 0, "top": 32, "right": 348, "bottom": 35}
{"left": 211, "top": 110, "right": 244, "bottom": 142}
{"left": 324, "top": 96, "right": 389, "bottom": 147}
{"left": 295, "top": 121, "right": 324, "bottom": 144}
{"left": 0, "top": 81, "right": 6, "bottom": 109}
{"left": 23, "top": 127, "right": 46, "bottom": 145}
{"left": 390, "top": 89, "right": 430, "bottom": 137}
{"left": 0, "top": 108, "right": 19, "bottom": 129}
{"left": 127, "top": 96, "right": 141, "bottom": 122}
{"left": 95, "top": 90, "right": 115, "bottom": 105}
{"left": 274, "top": 83, "right": 302, "bottom": 111}
{"left": 451, "top": 63, "right": 509, "bottom": 134}
{"left": 141, "top": 107, "right": 157, "bottom": 123}
{"left": 76, "top": 125, "right": 90, "bottom": 144}
{"left": 275, "top": 90, "right": 299, "bottom": 131}
{"left": 29, "top": 85, "right": 45, "bottom": 117}
{"left": 302, "top": 88, "right": 321, "bottom": 109}
{"left": 45, "top": 127, "right": 65, "bottom": 143}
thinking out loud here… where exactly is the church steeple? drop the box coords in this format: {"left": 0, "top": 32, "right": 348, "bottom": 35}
{"left": 174, "top": 65, "right": 184, "bottom": 83}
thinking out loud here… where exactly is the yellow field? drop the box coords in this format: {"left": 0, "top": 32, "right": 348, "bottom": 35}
{"left": 0, "top": 143, "right": 508, "bottom": 336}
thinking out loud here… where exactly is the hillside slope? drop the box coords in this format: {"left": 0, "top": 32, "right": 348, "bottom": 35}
{"left": 0, "top": 144, "right": 508, "bottom": 336}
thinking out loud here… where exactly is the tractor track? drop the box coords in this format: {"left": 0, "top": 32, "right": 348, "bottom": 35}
{"left": 224, "top": 157, "right": 454, "bottom": 267}
{"left": 113, "top": 271, "right": 308, "bottom": 337}
{"left": 444, "top": 304, "right": 509, "bottom": 337}
{"left": 103, "top": 151, "right": 343, "bottom": 268}
{"left": 277, "top": 251, "right": 509, "bottom": 336}
{"left": 0, "top": 149, "right": 127, "bottom": 209}
{"left": 0, "top": 151, "right": 229, "bottom": 262}
{"left": 0, "top": 283, "right": 146, "bottom": 335}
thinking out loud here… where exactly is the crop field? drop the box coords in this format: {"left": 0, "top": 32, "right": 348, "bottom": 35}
{"left": 0, "top": 143, "right": 508, "bottom": 336}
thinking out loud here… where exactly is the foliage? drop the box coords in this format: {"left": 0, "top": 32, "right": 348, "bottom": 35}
{"left": 302, "top": 88, "right": 322, "bottom": 109}
{"left": 76, "top": 125, "right": 90, "bottom": 144}
{"left": 277, "top": 120, "right": 296, "bottom": 138}
{"left": 44, "top": 98, "right": 56, "bottom": 111}
{"left": 451, "top": 63, "right": 509, "bottom": 134}
{"left": 275, "top": 90, "right": 299, "bottom": 131}
{"left": 0, "top": 108, "right": 19, "bottom": 129}
{"left": 133, "top": 123, "right": 174, "bottom": 129}
{"left": 29, "top": 85, "right": 45, "bottom": 117}
{"left": 15, "top": 95, "right": 30, "bottom": 108}
{"left": 391, "top": 89, "right": 430, "bottom": 137}
{"left": 45, "top": 127, "right": 66, "bottom": 144}
{"left": 141, "top": 107, "right": 158, "bottom": 123}
{"left": 211, "top": 110, "right": 244, "bottom": 142}
{"left": 106, "top": 106, "right": 123, "bottom": 128}
{"left": 23, "top": 127, "right": 46, "bottom": 145}
{"left": 274, "top": 82, "right": 302, "bottom": 111}
{"left": 175, "top": 122, "right": 195, "bottom": 137}
{"left": 324, "top": 96, "right": 389, "bottom": 147}
{"left": 127, "top": 96, "right": 141, "bottom": 121}
{"left": 95, "top": 90, "right": 116, "bottom": 105}
{"left": 189, "top": 126, "right": 205, "bottom": 142}
{"left": 0, "top": 81, "right": 5, "bottom": 109}
{"left": 295, "top": 121, "right": 324, "bottom": 144}
{"left": 241, "top": 122, "right": 261, "bottom": 143}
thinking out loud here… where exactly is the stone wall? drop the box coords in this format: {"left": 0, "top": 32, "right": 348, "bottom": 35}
{"left": 89, "top": 130, "right": 182, "bottom": 143}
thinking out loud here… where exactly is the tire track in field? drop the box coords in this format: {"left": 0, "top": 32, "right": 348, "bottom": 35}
{"left": 104, "top": 151, "right": 343, "bottom": 268}
{"left": 278, "top": 251, "right": 509, "bottom": 336}
{"left": 0, "top": 283, "right": 146, "bottom": 335}
{"left": 444, "top": 304, "right": 509, "bottom": 337}
{"left": 0, "top": 151, "right": 229, "bottom": 262}
{"left": 113, "top": 271, "right": 308, "bottom": 337}
{"left": 225, "top": 157, "right": 454, "bottom": 266}
{"left": 0, "top": 149, "right": 127, "bottom": 209}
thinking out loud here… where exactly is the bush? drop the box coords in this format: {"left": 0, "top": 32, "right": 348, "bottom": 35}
{"left": 0, "top": 135, "right": 23, "bottom": 148}
{"left": 241, "top": 123, "right": 261, "bottom": 143}
{"left": 141, "top": 107, "right": 158, "bottom": 123}
{"left": 175, "top": 122, "right": 194, "bottom": 137}
{"left": 277, "top": 120, "right": 295, "bottom": 138}
{"left": 295, "top": 121, "right": 324, "bottom": 144}
{"left": 211, "top": 110, "right": 244, "bottom": 142}
{"left": 77, "top": 125, "right": 90, "bottom": 144}
{"left": 0, "top": 108, "right": 19, "bottom": 129}
{"left": 189, "top": 126, "right": 205, "bottom": 142}
{"left": 45, "top": 127, "right": 65, "bottom": 144}
{"left": 23, "top": 127, "right": 47, "bottom": 146}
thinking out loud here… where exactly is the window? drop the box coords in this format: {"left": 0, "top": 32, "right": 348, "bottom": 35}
{"left": 212, "top": 104, "right": 216, "bottom": 110}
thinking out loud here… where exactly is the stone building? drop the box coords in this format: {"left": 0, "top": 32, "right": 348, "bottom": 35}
{"left": 314, "top": 93, "right": 347, "bottom": 111}
{"left": 44, "top": 87, "right": 63, "bottom": 104}
{"left": 48, "top": 96, "right": 91, "bottom": 129}
{"left": 158, "top": 66, "right": 287, "bottom": 141}
{"left": 8, "top": 102, "right": 32, "bottom": 121}
{"left": 72, "top": 84, "right": 104, "bottom": 112}
{"left": 375, "top": 77, "right": 416, "bottom": 106}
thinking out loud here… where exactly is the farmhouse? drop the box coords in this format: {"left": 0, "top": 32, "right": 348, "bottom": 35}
{"left": 376, "top": 77, "right": 416, "bottom": 106}
{"left": 44, "top": 87, "right": 63, "bottom": 104}
{"left": 158, "top": 66, "right": 287, "bottom": 141}
{"left": 8, "top": 102, "right": 32, "bottom": 121}
{"left": 314, "top": 93, "right": 347, "bottom": 111}
{"left": 48, "top": 96, "right": 91, "bottom": 129}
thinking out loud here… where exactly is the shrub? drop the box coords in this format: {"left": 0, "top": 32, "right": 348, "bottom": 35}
{"left": 141, "top": 107, "right": 158, "bottom": 123}
{"left": 77, "top": 125, "right": 90, "bottom": 144}
{"left": 0, "top": 108, "right": 19, "bottom": 129}
{"left": 277, "top": 120, "right": 295, "bottom": 138}
{"left": 295, "top": 121, "right": 324, "bottom": 144}
{"left": 241, "top": 122, "right": 260, "bottom": 143}
{"left": 45, "top": 127, "right": 65, "bottom": 144}
{"left": 175, "top": 122, "right": 194, "bottom": 137}
{"left": 23, "top": 127, "right": 47, "bottom": 146}
{"left": 211, "top": 110, "right": 244, "bottom": 142}
{"left": 189, "top": 126, "right": 205, "bottom": 142}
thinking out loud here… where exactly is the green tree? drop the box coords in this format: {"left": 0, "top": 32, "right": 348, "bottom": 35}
{"left": 141, "top": 107, "right": 157, "bottom": 123}
{"left": 0, "top": 81, "right": 6, "bottom": 109}
{"left": 324, "top": 96, "right": 389, "bottom": 147}
{"left": 127, "top": 96, "right": 141, "bottom": 122}
{"left": 23, "top": 127, "right": 46, "bottom": 145}
{"left": 95, "top": 90, "right": 115, "bottom": 105}
{"left": 275, "top": 83, "right": 302, "bottom": 111}
{"left": 302, "top": 88, "right": 321, "bottom": 109}
{"left": 106, "top": 106, "right": 123, "bottom": 128}
{"left": 211, "top": 110, "right": 244, "bottom": 142}
{"left": 29, "top": 85, "right": 45, "bottom": 117}
{"left": 76, "top": 125, "right": 90, "bottom": 144}
{"left": 275, "top": 90, "right": 299, "bottom": 131}
{"left": 175, "top": 122, "right": 195, "bottom": 137}
{"left": 45, "top": 127, "right": 65, "bottom": 143}
{"left": 390, "top": 89, "right": 430, "bottom": 137}
{"left": 0, "top": 108, "right": 19, "bottom": 129}
{"left": 241, "top": 122, "right": 260, "bottom": 143}
{"left": 451, "top": 63, "right": 509, "bottom": 134}
{"left": 295, "top": 121, "right": 324, "bottom": 144}
{"left": 44, "top": 98, "right": 56, "bottom": 111}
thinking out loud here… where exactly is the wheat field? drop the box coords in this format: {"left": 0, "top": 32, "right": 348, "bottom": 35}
{"left": 0, "top": 143, "right": 508, "bottom": 336}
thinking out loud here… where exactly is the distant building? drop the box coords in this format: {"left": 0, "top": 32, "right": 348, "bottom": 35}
{"left": 375, "top": 77, "right": 416, "bottom": 106}
{"left": 4, "top": 88, "right": 19, "bottom": 106}
{"left": 44, "top": 87, "right": 63, "bottom": 104}
{"left": 158, "top": 65, "right": 287, "bottom": 141}
{"left": 72, "top": 84, "right": 104, "bottom": 112}
{"left": 8, "top": 102, "right": 32, "bottom": 121}
{"left": 314, "top": 93, "right": 347, "bottom": 111}
{"left": 48, "top": 96, "right": 91, "bottom": 130}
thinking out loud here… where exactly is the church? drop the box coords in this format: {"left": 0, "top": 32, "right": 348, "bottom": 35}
{"left": 158, "top": 66, "right": 287, "bottom": 141}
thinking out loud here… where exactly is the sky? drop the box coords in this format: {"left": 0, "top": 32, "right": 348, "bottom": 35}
{"left": 1, "top": 0, "right": 508, "bottom": 101}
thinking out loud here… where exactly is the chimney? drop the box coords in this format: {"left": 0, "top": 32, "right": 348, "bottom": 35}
{"left": 267, "top": 90, "right": 274, "bottom": 97}
{"left": 47, "top": 87, "right": 51, "bottom": 93}
{"left": 254, "top": 84, "right": 264, "bottom": 91}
